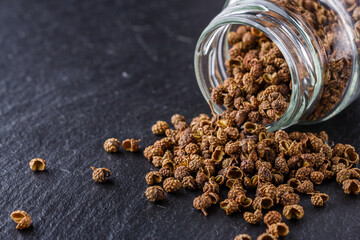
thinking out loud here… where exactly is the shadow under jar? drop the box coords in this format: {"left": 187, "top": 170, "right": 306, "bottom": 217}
{"left": 195, "top": 0, "right": 360, "bottom": 131}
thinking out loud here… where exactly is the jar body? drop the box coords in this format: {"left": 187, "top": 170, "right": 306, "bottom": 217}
{"left": 195, "top": 0, "right": 360, "bottom": 131}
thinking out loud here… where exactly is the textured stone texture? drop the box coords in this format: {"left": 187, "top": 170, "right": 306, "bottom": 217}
{"left": 0, "top": 0, "right": 359, "bottom": 239}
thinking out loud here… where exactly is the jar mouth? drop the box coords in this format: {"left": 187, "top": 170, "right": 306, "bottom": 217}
{"left": 194, "top": 1, "right": 324, "bottom": 131}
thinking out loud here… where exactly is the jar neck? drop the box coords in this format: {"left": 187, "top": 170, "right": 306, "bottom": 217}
{"left": 195, "top": 0, "right": 327, "bottom": 131}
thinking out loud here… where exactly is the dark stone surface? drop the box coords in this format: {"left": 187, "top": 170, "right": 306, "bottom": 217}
{"left": 0, "top": 0, "right": 359, "bottom": 239}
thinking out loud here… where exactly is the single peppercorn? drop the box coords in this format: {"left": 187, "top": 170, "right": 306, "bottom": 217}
{"left": 243, "top": 209, "right": 262, "bottom": 224}
{"left": 310, "top": 193, "right": 329, "bottom": 207}
{"left": 145, "top": 186, "right": 165, "bottom": 202}
{"left": 193, "top": 193, "right": 213, "bottom": 216}
{"left": 252, "top": 196, "right": 274, "bottom": 210}
{"left": 29, "top": 158, "right": 46, "bottom": 171}
{"left": 122, "top": 139, "right": 141, "bottom": 152}
{"left": 185, "top": 143, "right": 200, "bottom": 154}
{"left": 159, "top": 167, "right": 173, "bottom": 178}
{"left": 203, "top": 179, "right": 220, "bottom": 194}
{"left": 256, "top": 233, "right": 277, "bottom": 240}
{"left": 336, "top": 169, "right": 351, "bottom": 185}
{"left": 163, "top": 177, "right": 181, "bottom": 192}
{"left": 234, "top": 234, "right": 252, "bottom": 240}
{"left": 196, "top": 169, "right": 208, "bottom": 188}
{"left": 220, "top": 199, "right": 240, "bottom": 215}
{"left": 103, "top": 138, "right": 121, "bottom": 153}
{"left": 182, "top": 176, "right": 197, "bottom": 190}
{"left": 174, "top": 166, "right": 191, "bottom": 181}
{"left": 145, "top": 171, "right": 162, "bottom": 185}
{"left": 296, "top": 180, "right": 314, "bottom": 194}
{"left": 342, "top": 179, "right": 360, "bottom": 195}
{"left": 10, "top": 210, "right": 31, "bottom": 230}
{"left": 282, "top": 204, "right": 304, "bottom": 220}
{"left": 152, "top": 121, "right": 169, "bottom": 135}
{"left": 310, "top": 171, "right": 325, "bottom": 185}
{"left": 268, "top": 222, "right": 290, "bottom": 238}
{"left": 91, "top": 166, "right": 111, "bottom": 183}
{"left": 280, "top": 192, "right": 300, "bottom": 206}
{"left": 263, "top": 210, "right": 282, "bottom": 226}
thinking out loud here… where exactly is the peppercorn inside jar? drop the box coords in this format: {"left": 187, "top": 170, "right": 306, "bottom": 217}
{"left": 194, "top": 0, "right": 360, "bottom": 131}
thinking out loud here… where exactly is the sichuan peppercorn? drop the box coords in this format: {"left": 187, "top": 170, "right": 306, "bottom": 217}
{"left": 282, "top": 204, "right": 304, "bottom": 220}
{"left": 193, "top": 193, "right": 213, "bottom": 216}
{"left": 91, "top": 166, "right": 111, "bottom": 183}
{"left": 163, "top": 177, "right": 181, "bottom": 192}
{"left": 29, "top": 158, "right": 46, "bottom": 171}
{"left": 182, "top": 176, "right": 197, "bottom": 190}
{"left": 234, "top": 234, "right": 252, "bottom": 240}
{"left": 122, "top": 139, "right": 141, "bottom": 152}
{"left": 145, "top": 171, "right": 162, "bottom": 185}
{"left": 243, "top": 209, "right": 262, "bottom": 224}
{"left": 310, "top": 193, "right": 329, "bottom": 207}
{"left": 152, "top": 121, "right": 169, "bottom": 135}
{"left": 263, "top": 211, "right": 282, "bottom": 226}
{"left": 145, "top": 186, "right": 165, "bottom": 202}
{"left": 103, "top": 138, "right": 120, "bottom": 153}
{"left": 10, "top": 210, "right": 31, "bottom": 230}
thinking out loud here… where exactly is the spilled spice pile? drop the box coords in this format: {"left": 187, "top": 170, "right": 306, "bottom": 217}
{"left": 143, "top": 112, "right": 359, "bottom": 239}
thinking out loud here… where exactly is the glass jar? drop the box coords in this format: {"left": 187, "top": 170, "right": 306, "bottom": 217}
{"left": 194, "top": 0, "right": 360, "bottom": 131}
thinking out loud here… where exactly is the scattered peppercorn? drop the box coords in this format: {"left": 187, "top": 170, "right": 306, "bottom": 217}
{"left": 282, "top": 204, "right": 304, "bottom": 220}
{"left": 310, "top": 193, "right": 329, "bottom": 207}
{"left": 182, "top": 175, "right": 197, "bottom": 190}
{"left": 142, "top": 112, "right": 359, "bottom": 238}
{"left": 234, "top": 234, "right": 252, "bottom": 240}
{"left": 103, "top": 138, "right": 120, "bottom": 153}
{"left": 29, "top": 158, "right": 46, "bottom": 171}
{"left": 263, "top": 211, "right": 282, "bottom": 226}
{"left": 256, "top": 233, "right": 277, "bottom": 240}
{"left": 152, "top": 121, "right": 169, "bottom": 135}
{"left": 10, "top": 210, "right": 31, "bottom": 230}
{"left": 163, "top": 177, "right": 181, "bottom": 192}
{"left": 268, "top": 222, "right": 290, "bottom": 238}
{"left": 145, "top": 186, "right": 165, "bottom": 202}
{"left": 193, "top": 193, "right": 213, "bottom": 216}
{"left": 342, "top": 179, "right": 360, "bottom": 195}
{"left": 145, "top": 171, "right": 162, "bottom": 185}
{"left": 91, "top": 166, "right": 111, "bottom": 183}
{"left": 243, "top": 209, "right": 262, "bottom": 224}
{"left": 122, "top": 139, "right": 141, "bottom": 152}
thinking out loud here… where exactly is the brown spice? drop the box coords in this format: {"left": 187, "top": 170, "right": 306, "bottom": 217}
{"left": 10, "top": 210, "right": 31, "bottom": 230}
{"left": 163, "top": 177, "right": 181, "bottom": 192}
{"left": 193, "top": 193, "right": 213, "bottom": 216}
{"left": 342, "top": 179, "right": 360, "bottom": 195}
{"left": 182, "top": 176, "right": 197, "bottom": 190}
{"left": 256, "top": 233, "right": 277, "bottom": 240}
{"left": 263, "top": 211, "right": 282, "bottom": 226}
{"left": 310, "top": 193, "right": 329, "bottom": 207}
{"left": 220, "top": 199, "right": 240, "bottom": 215}
{"left": 152, "top": 121, "right": 169, "bottom": 135}
{"left": 122, "top": 139, "right": 141, "bottom": 152}
{"left": 145, "top": 186, "right": 165, "bottom": 202}
{"left": 103, "top": 138, "right": 120, "bottom": 153}
{"left": 243, "top": 209, "right": 262, "bottom": 224}
{"left": 145, "top": 171, "right": 162, "bottom": 185}
{"left": 29, "top": 158, "right": 46, "bottom": 171}
{"left": 267, "top": 222, "right": 290, "bottom": 238}
{"left": 234, "top": 234, "right": 252, "bottom": 240}
{"left": 282, "top": 204, "right": 304, "bottom": 220}
{"left": 91, "top": 166, "right": 111, "bottom": 183}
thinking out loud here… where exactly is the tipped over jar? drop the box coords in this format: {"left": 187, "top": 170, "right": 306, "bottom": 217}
{"left": 194, "top": 0, "right": 360, "bottom": 131}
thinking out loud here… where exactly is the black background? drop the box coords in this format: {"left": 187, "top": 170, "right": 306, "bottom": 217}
{"left": 1, "top": 0, "right": 360, "bottom": 239}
